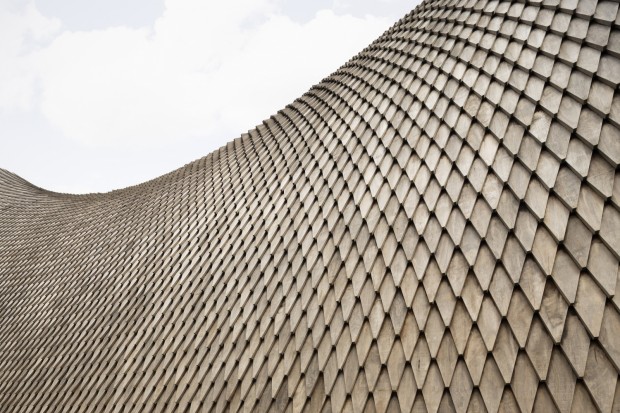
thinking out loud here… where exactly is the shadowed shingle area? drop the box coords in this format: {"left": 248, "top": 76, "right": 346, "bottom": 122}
{"left": 1, "top": 0, "right": 620, "bottom": 411}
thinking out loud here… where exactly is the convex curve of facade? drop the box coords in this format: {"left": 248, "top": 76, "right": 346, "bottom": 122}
{"left": 1, "top": 0, "right": 620, "bottom": 412}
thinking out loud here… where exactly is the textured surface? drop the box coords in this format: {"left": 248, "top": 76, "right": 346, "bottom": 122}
{"left": 1, "top": 0, "right": 620, "bottom": 412}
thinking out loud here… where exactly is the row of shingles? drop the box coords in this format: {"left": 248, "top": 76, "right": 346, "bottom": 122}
{"left": 380, "top": 0, "right": 616, "bottom": 408}
{"left": 286, "top": 93, "right": 395, "bottom": 413}
{"left": 426, "top": 2, "right": 620, "bottom": 408}
{"left": 337, "top": 63, "right": 484, "bottom": 412}
{"left": 253, "top": 79, "right": 426, "bottom": 408}
{"left": 48, "top": 187, "right": 165, "bottom": 410}
{"left": 41, "top": 196, "right": 152, "bottom": 411}
{"left": 324, "top": 0, "right": 616, "bottom": 408}
{"left": 63, "top": 176, "right": 211, "bottom": 411}
{"left": 0, "top": 3, "right": 424, "bottom": 412}
{"left": 300, "top": 77, "right": 402, "bottom": 408}
{"left": 286, "top": 106, "right": 371, "bottom": 413}
{"left": 317, "top": 92, "right": 411, "bottom": 413}
{"left": 0, "top": 26, "right": 378, "bottom": 412}
{"left": 210, "top": 122, "right": 295, "bottom": 412}
{"left": 129, "top": 125, "right": 307, "bottom": 411}
{"left": 538, "top": 1, "right": 620, "bottom": 410}
{"left": 0, "top": 0, "right": 616, "bottom": 412}
{"left": 406, "top": 1, "right": 616, "bottom": 410}
{"left": 436, "top": 1, "right": 620, "bottom": 410}
{"left": 458, "top": 4, "right": 572, "bottom": 408}
{"left": 0, "top": 170, "right": 47, "bottom": 210}
{"left": 177, "top": 128, "right": 295, "bottom": 412}
{"left": 286, "top": 5, "right": 508, "bottom": 408}
{"left": 0, "top": 186, "right": 51, "bottom": 409}
{"left": 250, "top": 110, "right": 358, "bottom": 412}
{"left": 291, "top": 20, "right": 464, "bottom": 408}
{"left": 230, "top": 108, "right": 331, "bottom": 412}
{"left": 306, "top": 6, "right": 490, "bottom": 408}
{"left": 113, "top": 155, "right": 256, "bottom": 412}
{"left": 246, "top": 101, "right": 358, "bottom": 413}
{"left": 96, "top": 156, "right": 227, "bottom": 411}
{"left": 240, "top": 127, "right": 327, "bottom": 412}
{"left": 4, "top": 208, "right": 117, "bottom": 411}
{"left": 0, "top": 193, "right": 122, "bottom": 309}
{"left": 198, "top": 127, "right": 301, "bottom": 412}
{"left": 234, "top": 100, "right": 380, "bottom": 407}
{"left": 150, "top": 156, "right": 240, "bottom": 412}
{"left": 223, "top": 114, "right": 351, "bottom": 412}
{"left": 0, "top": 199, "right": 91, "bottom": 408}
{"left": 141, "top": 160, "right": 234, "bottom": 410}
{"left": 225, "top": 71, "right": 410, "bottom": 412}
{"left": 12, "top": 173, "right": 192, "bottom": 410}
{"left": 112, "top": 160, "right": 217, "bottom": 411}
{"left": 274, "top": 90, "right": 406, "bottom": 413}
{"left": 334, "top": 5, "right": 532, "bottom": 408}
{"left": 165, "top": 140, "right": 257, "bottom": 411}
{"left": 0, "top": 162, "right": 208, "bottom": 408}
{"left": 64, "top": 0, "right": 616, "bottom": 408}
{"left": 80, "top": 164, "right": 212, "bottom": 412}
{"left": 306, "top": 67, "right": 446, "bottom": 413}
{"left": 0, "top": 190, "right": 144, "bottom": 410}
{"left": 351, "top": 35, "right": 512, "bottom": 413}
{"left": 364, "top": 41, "right": 487, "bottom": 409}
{"left": 105, "top": 153, "right": 246, "bottom": 412}
{"left": 0, "top": 194, "right": 94, "bottom": 291}
{"left": 69, "top": 171, "right": 171, "bottom": 410}
{"left": 489, "top": 1, "right": 620, "bottom": 411}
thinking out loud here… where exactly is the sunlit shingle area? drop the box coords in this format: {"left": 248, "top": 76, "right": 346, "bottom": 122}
{"left": 1, "top": 0, "right": 620, "bottom": 411}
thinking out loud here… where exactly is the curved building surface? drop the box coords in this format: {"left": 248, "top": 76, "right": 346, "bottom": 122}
{"left": 1, "top": 1, "right": 620, "bottom": 412}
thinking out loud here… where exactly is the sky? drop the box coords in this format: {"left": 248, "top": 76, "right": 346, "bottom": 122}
{"left": 0, "top": 0, "right": 419, "bottom": 193}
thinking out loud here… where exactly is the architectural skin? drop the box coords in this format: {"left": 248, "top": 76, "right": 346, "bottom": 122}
{"left": 1, "top": 0, "right": 620, "bottom": 411}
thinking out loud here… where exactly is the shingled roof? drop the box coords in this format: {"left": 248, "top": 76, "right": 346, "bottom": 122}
{"left": 1, "top": 0, "right": 620, "bottom": 411}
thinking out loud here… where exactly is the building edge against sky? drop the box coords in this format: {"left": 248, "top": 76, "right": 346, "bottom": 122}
{"left": 1, "top": 0, "right": 620, "bottom": 412}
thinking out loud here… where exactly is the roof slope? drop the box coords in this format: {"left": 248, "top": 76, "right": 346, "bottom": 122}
{"left": 1, "top": 0, "right": 620, "bottom": 412}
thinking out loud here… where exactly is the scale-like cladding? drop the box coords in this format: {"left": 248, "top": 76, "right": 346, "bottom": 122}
{"left": 0, "top": 1, "right": 619, "bottom": 412}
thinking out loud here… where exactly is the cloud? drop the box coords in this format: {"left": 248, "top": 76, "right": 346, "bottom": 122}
{"left": 0, "top": 2, "right": 60, "bottom": 111}
{"left": 2, "top": 0, "right": 393, "bottom": 149}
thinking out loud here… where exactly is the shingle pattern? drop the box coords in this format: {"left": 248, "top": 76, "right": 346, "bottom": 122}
{"left": 1, "top": 0, "right": 620, "bottom": 412}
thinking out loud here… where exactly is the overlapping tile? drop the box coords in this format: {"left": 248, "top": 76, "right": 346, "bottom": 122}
{"left": 1, "top": 0, "right": 619, "bottom": 411}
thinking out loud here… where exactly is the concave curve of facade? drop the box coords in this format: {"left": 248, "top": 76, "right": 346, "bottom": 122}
{"left": 1, "top": 1, "right": 620, "bottom": 412}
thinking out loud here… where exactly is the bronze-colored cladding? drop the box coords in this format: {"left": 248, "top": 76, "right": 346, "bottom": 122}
{"left": 1, "top": 0, "right": 620, "bottom": 411}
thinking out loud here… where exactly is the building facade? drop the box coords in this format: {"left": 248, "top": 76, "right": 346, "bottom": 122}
{"left": 1, "top": 0, "right": 619, "bottom": 411}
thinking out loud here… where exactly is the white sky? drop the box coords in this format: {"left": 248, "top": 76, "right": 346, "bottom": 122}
{"left": 0, "top": 0, "right": 419, "bottom": 193}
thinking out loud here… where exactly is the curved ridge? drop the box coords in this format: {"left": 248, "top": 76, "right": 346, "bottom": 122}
{"left": 1, "top": 1, "right": 620, "bottom": 412}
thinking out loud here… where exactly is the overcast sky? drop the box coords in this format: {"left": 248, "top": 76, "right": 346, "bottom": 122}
{"left": 1, "top": 0, "right": 418, "bottom": 193}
